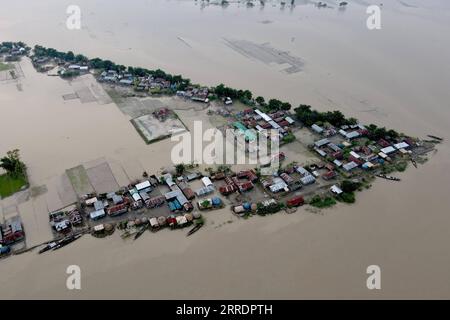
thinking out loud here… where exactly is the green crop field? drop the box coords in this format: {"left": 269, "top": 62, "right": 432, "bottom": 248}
{"left": 0, "top": 62, "right": 12, "bottom": 71}
{"left": 0, "top": 174, "right": 27, "bottom": 198}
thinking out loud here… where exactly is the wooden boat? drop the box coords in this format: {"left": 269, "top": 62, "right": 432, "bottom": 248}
{"left": 134, "top": 223, "right": 149, "bottom": 240}
{"left": 376, "top": 174, "right": 401, "bottom": 181}
{"left": 52, "top": 233, "right": 83, "bottom": 251}
{"left": 38, "top": 241, "right": 57, "bottom": 254}
{"left": 121, "top": 230, "right": 136, "bottom": 239}
{"left": 427, "top": 135, "right": 443, "bottom": 141}
{"left": 410, "top": 158, "right": 418, "bottom": 168}
{"left": 187, "top": 223, "right": 203, "bottom": 237}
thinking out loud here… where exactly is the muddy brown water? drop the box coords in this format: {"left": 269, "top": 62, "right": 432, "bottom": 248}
{"left": 0, "top": 0, "right": 450, "bottom": 298}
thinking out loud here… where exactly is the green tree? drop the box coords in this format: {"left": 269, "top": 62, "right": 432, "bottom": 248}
{"left": 75, "top": 54, "right": 88, "bottom": 63}
{"left": 65, "top": 51, "right": 75, "bottom": 61}
{"left": 347, "top": 117, "right": 358, "bottom": 125}
{"left": 268, "top": 99, "right": 282, "bottom": 111}
{"left": 255, "top": 96, "right": 265, "bottom": 106}
{"left": 281, "top": 102, "right": 292, "bottom": 111}
{"left": 0, "top": 149, "right": 26, "bottom": 178}
{"left": 242, "top": 90, "right": 253, "bottom": 101}
{"left": 341, "top": 180, "right": 361, "bottom": 193}
{"left": 175, "top": 164, "right": 186, "bottom": 176}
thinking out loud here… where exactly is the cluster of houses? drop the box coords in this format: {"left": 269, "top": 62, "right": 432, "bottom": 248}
{"left": 260, "top": 160, "right": 336, "bottom": 195}
{"left": 55, "top": 171, "right": 231, "bottom": 234}
{"left": 227, "top": 108, "right": 296, "bottom": 153}
{"left": 99, "top": 70, "right": 175, "bottom": 92}
{"left": 94, "top": 71, "right": 211, "bottom": 103}
{"left": 43, "top": 115, "right": 417, "bottom": 238}
{"left": 31, "top": 56, "right": 90, "bottom": 75}
{"left": 0, "top": 43, "right": 27, "bottom": 62}
{"left": 0, "top": 216, "right": 25, "bottom": 248}
{"left": 311, "top": 123, "right": 413, "bottom": 174}
{"left": 311, "top": 123, "right": 368, "bottom": 139}
{"left": 217, "top": 170, "right": 258, "bottom": 195}
{"left": 49, "top": 206, "right": 83, "bottom": 234}
{"left": 236, "top": 108, "right": 295, "bottom": 140}
{"left": 87, "top": 172, "right": 206, "bottom": 232}
{"left": 160, "top": 173, "right": 195, "bottom": 212}
{"left": 177, "top": 87, "right": 210, "bottom": 103}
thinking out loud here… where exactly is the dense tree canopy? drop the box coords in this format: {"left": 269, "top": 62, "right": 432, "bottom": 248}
{"left": 255, "top": 96, "right": 265, "bottom": 106}
{"left": 366, "top": 124, "right": 399, "bottom": 141}
{"left": 294, "top": 104, "right": 357, "bottom": 127}
{"left": 214, "top": 84, "right": 253, "bottom": 105}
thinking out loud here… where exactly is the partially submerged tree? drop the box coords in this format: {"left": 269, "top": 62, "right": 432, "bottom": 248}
{"left": 0, "top": 149, "right": 27, "bottom": 178}
{"left": 175, "top": 163, "right": 186, "bottom": 176}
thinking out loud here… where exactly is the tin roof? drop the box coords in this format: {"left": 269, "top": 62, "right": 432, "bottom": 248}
{"left": 135, "top": 180, "right": 151, "bottom": 191}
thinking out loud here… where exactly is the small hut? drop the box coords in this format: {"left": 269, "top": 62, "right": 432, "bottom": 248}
{"left": 150, "top": 217, "right": 159, "bottom": 229}
{"left": 184, "top": 213, "right": 193, "bottom": 222}
{"left": 167, "top": 216, "right": 177, "bottom": 228}
{"left": 176, "top": 215, "right": 188, "bottom": 227}
{"left": 93, "top": 224, "right": 105, "bottom": 233}
{"left": 157, "top": 216, "right": 167, "bottom": 226}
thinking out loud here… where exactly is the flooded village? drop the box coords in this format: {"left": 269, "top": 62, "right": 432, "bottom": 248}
{"left": 0, "top": 41, "right": 440, "bottom": 260}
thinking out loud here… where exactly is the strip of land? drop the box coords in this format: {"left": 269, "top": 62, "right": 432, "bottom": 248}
{"left": 0, "top": 41, "right": 439, "bottom": 260}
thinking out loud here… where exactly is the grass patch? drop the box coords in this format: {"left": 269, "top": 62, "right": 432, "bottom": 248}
{"left": 0, "top": 62, "right": 12, "bottom": 72}
{"left": 0, "top": 174, "right": 27, "bottom": 198}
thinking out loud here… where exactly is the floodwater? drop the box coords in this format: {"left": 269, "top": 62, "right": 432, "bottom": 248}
{"left": 1, "top": 0, "right": 450, "bottom": 298}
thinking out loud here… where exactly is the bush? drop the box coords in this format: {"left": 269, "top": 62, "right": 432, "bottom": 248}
{"left": 309, "top": 196, "right": 336, "bottom": 208}
{"left": 282, "top": 133, "right": 296, "bottom": 144}
{"left": 395, "top": 161, "right": 408, "bottom": 172}
{"left": 60, "top": 70, "right": 80, "bottom": 78}
{"left": 341, "top": 180, "right": 361, "bottom": 193}
{"left": 257, "top": 202, "right": 284, "bottom": 215}
{"left": 338, "top": 192, "right": 355, "bottom": 203}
